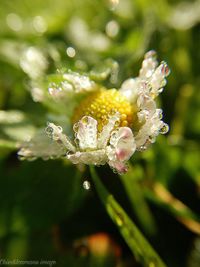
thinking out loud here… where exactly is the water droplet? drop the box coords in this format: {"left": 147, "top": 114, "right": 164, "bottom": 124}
{"left": 160, "top": 123, "right": 169, "bottom": 134}
{"left": 158, "top": 87, "right": 164, "bottom": 94}
{"left": 106, "top": 20, "right": 119, "bottom": 38}
{"left": 157, "top": 109, "right": 163, "bottom": 119}
{"left": 6, "top": 13, "right": 23, "bottom": 32}
{"left": 138, "top": 145, "right": 147, "bottom": 151}
{"left": 66, "top": 47, "right": 76, "bottom": 58}
{"left": 161, "top": 61, "right": 170, "bottom": 76}
{"left": 45, "top": 125, "right": 53, "bottom": 136}
{"left": 73, "top": 123, "right": 79, "bottom": 133}
{"left": 149, "top": 136, "right": 156, "bottom": 143}
{"left": 57, "top": 126, "right": 63, "bottom": 133}
{"left": 109, "top": 0, "right": 119, "bottom": 10}
{"left": 83, "top": 180, "right": 91, "bottom": 190}
{"left": 32, "top": 16, "right": 47, "bottom": 34}
{"left": 66, "top": 151, "right": 74, "bottom": 156}
{"left": 82, "top": 116, "right": 89, "bottom": 124}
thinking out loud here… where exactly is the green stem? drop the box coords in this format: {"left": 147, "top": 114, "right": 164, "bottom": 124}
{"left": 89, "top": 166, "right": 167, "bottom": 267}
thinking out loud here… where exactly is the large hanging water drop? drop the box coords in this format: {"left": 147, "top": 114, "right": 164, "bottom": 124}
{"left": 83, "top": 180, "right": 91, "bottom": 190}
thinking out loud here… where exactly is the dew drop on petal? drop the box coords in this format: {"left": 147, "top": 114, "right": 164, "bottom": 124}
{"left": 157, "top": 87, "right": 164, "bottom": 94}
{"left": 57, "top": 126, "right": 63, "bottom": 133}
{"left": 157, "top": 109, "right": 163, "bottom": 119}
{"left": 83, "top": 180, "right": 91, "bottom": 190}
{"left": 45, "top": 125, "right": 53, "bottom": 136}
{"left": 66, "top": 151, "right": 74, "bottom": 156}
{"left": 112, "top": 209, "right": 124, "bottom": 226}
{"left": 160, "top": 123, "right": 169, "bottom": 134}
{"left": 138, "top": 145, "right": 147, "bottom": 151}
{"left": 161, "top": 61, "right": 170, "bottom": 76}
{"left": 73, "top": 123, "right": 79, "bottom": 133}
{"left": 149, "top": 136, "right": 156, "bottom": 143}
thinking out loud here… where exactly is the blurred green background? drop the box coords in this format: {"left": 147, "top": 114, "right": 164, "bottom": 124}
{"left": 0, "top": 0, "right": 200, "bottom": 266}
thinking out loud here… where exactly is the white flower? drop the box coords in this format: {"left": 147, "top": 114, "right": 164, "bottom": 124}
{"left": 18, "top": 50, "right": 170, "bottom": 173}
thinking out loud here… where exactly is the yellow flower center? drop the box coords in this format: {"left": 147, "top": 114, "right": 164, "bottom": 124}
{"left": 72, "top": 88, "right": 137, "bottom": 131}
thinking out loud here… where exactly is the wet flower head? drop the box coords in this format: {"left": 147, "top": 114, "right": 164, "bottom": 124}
{"left": 18, "top": 51, "right": 170, "bottom": 174}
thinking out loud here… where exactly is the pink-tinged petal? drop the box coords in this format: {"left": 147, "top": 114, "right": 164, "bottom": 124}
{"left": 107, "top": 128, "right": 135, "bottom": 174}
{"left": 108, "top": 160, "right": 128, "bottom": 174}
{"left": 109, "top": 127, "right": 136, "bottom": 162}
{"left": 74, "top": 116, "right": 98, "bottom": 150}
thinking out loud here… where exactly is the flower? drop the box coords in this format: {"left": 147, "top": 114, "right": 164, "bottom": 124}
{"left": 18, "top": 51, "right": 170, "bottom": 173}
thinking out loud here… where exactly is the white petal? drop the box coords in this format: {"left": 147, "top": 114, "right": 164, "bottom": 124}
{"left": 137, "top": 51, "right": 170, "bottom": 98}
{"left": 135, "top": 109, "right": 169, "bottom": 150}
{"left": 137, "top": 93, "right": 156, "bottom": 114}
{"left": 149, "top": 61, "right": 170, "bottom": 97}
{"left": 46, "top": 122, "right": 76, "bottom": 152}
{"left": 67, "top": 149, "right": 107, "bottom": 165}
{"left": 97, "top": 113, "right": 120, "bottom": 149}
{"left": 139, "top": 50, "right": 158, "bottom": 79}
{"left": 119, "top": 78, "right": 139, "bottom": 104}
{"left": 18, "top": 130, "right": 66, "bottom": 160}
{"left": 74, "top": 116, "right": 97, "bottom": 150}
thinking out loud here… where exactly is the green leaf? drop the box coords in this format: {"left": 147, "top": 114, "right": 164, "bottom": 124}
{"left": 144, "top": 183, "right": 200, "bottom": 235}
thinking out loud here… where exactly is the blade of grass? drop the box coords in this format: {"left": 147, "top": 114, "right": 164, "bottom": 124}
{"left": 90, "top": 166, "right": 167, "bottom": 267}
{"left": 145, "top": 183, "right": 200, "bottom": 234}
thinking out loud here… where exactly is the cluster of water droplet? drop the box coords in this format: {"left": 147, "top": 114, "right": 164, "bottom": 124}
{"left": 45, "top": 123, "right": 63, "bottom": 141}
{"left": 73, "top": 116, "right": 97, "bottom": 150}
{"left": 63, "top": 72, "right": 96, "bottom": 93}
{"left": 6, "top": 13, "right": 47, "bottom": 35}
{"left": 48, "top": 81, "right": 73, "bottom": 100}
